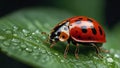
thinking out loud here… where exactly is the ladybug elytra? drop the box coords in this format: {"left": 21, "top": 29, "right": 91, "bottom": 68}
{"left": 49, "top": 16, "right": 108, "bottom": 58}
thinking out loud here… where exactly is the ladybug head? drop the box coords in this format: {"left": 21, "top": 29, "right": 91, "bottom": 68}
{"left": 49, "top": 31, "right": 69, "bottom": 43}
{"left": 49, "top": 22, "right": 69, "bottom": 44}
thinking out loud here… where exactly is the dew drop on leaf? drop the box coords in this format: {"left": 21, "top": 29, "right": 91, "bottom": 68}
{"left": 33, "top": 46, "right": 37, "bottom": 49}
{"left": 32, "top": 32, "right": 35, "bottom": 35}
{"left": 54, "top": 53, "right": 58, "bottom": 56}
{"left": 22, "top": 29, "right": 30, "bottom": 36}
{"left": 106, "top": 54, "right": 110, "bottom": 57}
{"left": 35, "top": 30, "right": 40, "bottom": 34}
{"left": 60, "top": 60, "right": 64, "bottom": 63}
{"left": 41, "top": 49, "right": 46, "bottom": 54}
{"left": 0, "top": 36, "right": 5, "bottom": 40}
{"left": 93, "top": 56, "right": 98, "bottom": 59}
{"left": 41, "top": 36, "right": 46, "bottom": 40}
{"left": 11, "top": 38, "right": 20, "bottom": 43}
{"left": 47, "top": 51, "right": 52, "bottom": 56}
{"left": 13, "top": 26, "right": 18, "bottom": 31}
{"left": 25, "top": 48, "right": 33, "bottom": 53}
{"left": 5, "top": 30, "right": 12, "bottom": 34}
{"left": 3, "top": 41, "right": 10, "bottom": 46}
{"left": 13, "top": 34, "right": 18, "bottom": 36}
{"left": 107, "top": 57, "right": 114, "bottom": 63}
{"left": 36, "top": 40, "right": 40, "bottom": 43}
{"left": 20, "top": 44, "right": 27, "bottom": 49}
{"left": 114, "top": 54, "right": 119, "bottom": 58}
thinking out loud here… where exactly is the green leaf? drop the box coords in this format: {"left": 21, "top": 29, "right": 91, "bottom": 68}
{"left": 0, "top": 7, "right": 120, "bottom": 68}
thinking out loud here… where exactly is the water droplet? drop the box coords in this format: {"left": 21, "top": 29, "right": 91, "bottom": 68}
{"left": 93, "top": 56, "right": 98, "bottom": 59}
{"left": 13, "top": 26, "right": 18, "bottom": 31}
{"left": 0, "top": 36, "right": 5, "bottom": 40}
{"left": 29, "top": 36, "right": 33, "bottom": 40}
{"left": 60, "top": 60, "right": 64, "bottom": 63}
{"left": 86, "top": 61, "right": 93, "bottom": 64}
{"left": 107, "top": 58, "right": 114, "bottom": 63}
{"left": 11, "top": 38, "right": 20, "bottom": 43}
{"left": 32, "top": 32, "right": 35, "bottom": 35}
{"left": 34, "top": 46, "right": 37, "bottom": 49}
{"left": 13, "top": 34, "right": 17, "bottom": 36}
{"left": 38, "top": 48, "right": 41, "bottom": 50}
{"left": 3, "top": 41, "right": 10, "bottom": 46}
{"left": 114, "top": 54, "right": 119, "bottom": 58}
{"left": 36, "top": 40, "right": 39, "bottom": 43}
{"left": 41, "top": 49, "right": 46, "bottom": 53}
{"left": 35, "top": 30, "right": 40, "bottom": 34}
{"left": 106, "top": 54, "right": 110, "bottom": 57}
{"left": 22, "top": 29, "right": 29, "bottom": 33}
{"left": 41, "top": 36, "right": 46, "bottom": 40}
{"left": 20, "top": 44, "right": 27, "bottom": 49}
{"left": 12, "top": 42, "right": 18, "bottom": 46}
{"left": 54, "top": 53, "right": 58, "bottom": 56}
{"left": 5, "top": 30, "right": 12, "bottom": 34}
{"left": 32, "top": 52, "right": 39, "bottom": 56}
{"left": 25, "top": 48, "right": 33, "bottom": 52}
{"left": 110, "top": 48, "right": 115, "bottom": 53}
{"left": 58, "top": 56, "right": 60, "bottom": 58}
{"left": 75, "top": 63, "right": 83, "bottom": 67}
{"left": 22, "top": 29, "right": 30, "bottom": 36}
{"left": 47, "top": 51, "right": 52, "bottom": 56}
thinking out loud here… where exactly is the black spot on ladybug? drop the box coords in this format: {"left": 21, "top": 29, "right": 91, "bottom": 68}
{"left": 98, "top": 26, "right": 103, "bottom": 35}
{"left": 82, "top": 29, "right": 87, "bottom": 33}
{"left": 81, "top": 26, "right": 87, "bottom": 33}
{"left": 87, "top": 18, "right": 93, "bottom": 22}
{"left": 91, "top": 28, "right": 97, "bottom": 35}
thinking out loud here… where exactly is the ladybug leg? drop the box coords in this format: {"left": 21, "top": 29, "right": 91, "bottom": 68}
{"left": 64, "top": 39, "right": 70, "bottom": 58}
{"left": 50, "top": 42, "right": 56, "bottom": 48}
{"left": 91, "top": 43, "right": 103, "bottom": 58}
{"left": 98, "top": 47, "right": 109, "bottom": 53}
{"left": 64, "top": 43, "right": 70, "bottom": 58}
{"left": 75, "top": 43, "right": 79, "bottom": 59}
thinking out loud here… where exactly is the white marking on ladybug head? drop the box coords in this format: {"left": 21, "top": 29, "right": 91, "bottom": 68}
{"left": 55, "top": 22, "right": 70, "bottom": 42}
{"left": 50, "top": 21, "right": 70, "bottom": 43}
{"left": 55, "top": 22, "right": 69, "bottom": 36}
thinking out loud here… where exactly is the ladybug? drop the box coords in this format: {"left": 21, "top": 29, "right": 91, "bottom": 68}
{"left": 49, "top": 16, "right": 107, "bottom": 58}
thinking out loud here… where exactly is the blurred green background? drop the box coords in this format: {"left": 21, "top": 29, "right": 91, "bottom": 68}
{"left": 0, "top": 0, "right": 120, "bottom": 68}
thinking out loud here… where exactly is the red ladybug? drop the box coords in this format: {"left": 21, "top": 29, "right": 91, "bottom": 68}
{"left": 49, "top": 16, "right": 107, "bottom": 58}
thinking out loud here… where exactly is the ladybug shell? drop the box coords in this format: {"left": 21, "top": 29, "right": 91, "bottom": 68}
{"left": 69, "top": 16, "right": 106, "bottom": 43}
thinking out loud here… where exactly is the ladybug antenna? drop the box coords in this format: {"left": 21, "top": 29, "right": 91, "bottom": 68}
{"left": 41, "top": 32, "right": 50, "bottom": 43}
